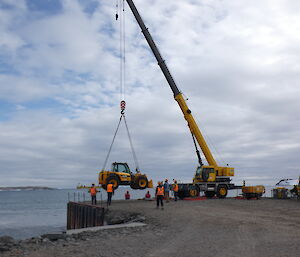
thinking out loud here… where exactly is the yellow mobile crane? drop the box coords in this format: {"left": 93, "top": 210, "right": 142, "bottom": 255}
{"left": 125, "top": 0, "right": 237, "bottom": 198}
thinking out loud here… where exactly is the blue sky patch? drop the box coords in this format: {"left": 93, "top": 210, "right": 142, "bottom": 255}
{"left": 25, "top": 0, "right": 63, "bottom": 15}
{"left": 78, "top": 0, "right": 100, "bottom": 16}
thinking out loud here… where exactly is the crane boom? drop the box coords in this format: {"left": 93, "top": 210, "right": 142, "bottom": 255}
{"left": 126, "top": 0, "right": 217, "bottom": 167}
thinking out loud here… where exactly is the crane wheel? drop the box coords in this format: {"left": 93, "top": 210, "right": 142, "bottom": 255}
{"left": 178, "top": 190, "right": 186, "bottom": 200}
{"left": 216, "top": 185, "right": 228, "bottom": 198}
{"left": 106, "top": 175, "right": 120, "bottom": 190}
{"left": 205, "top": 191, "right": 215, "bottom": 198}
{"left": 189, "top": 189, "right": 199, "bottom": 197}
{"left": 137, "top": 176, "right": 148, "bottom": 189}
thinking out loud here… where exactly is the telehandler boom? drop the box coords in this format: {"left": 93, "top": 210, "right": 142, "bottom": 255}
{"left": 126, "top": 0, "right": 235, "bottom": 198}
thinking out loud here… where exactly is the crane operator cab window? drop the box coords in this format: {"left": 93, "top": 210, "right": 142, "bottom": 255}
{"left": 196, "top": 166, "right": 215, "bottom": 182}
{"left": 195, "top": 166, "right": 202, "bottom": 177}
{"left": 112, "top": 163, "right": 131, "bottom": 174}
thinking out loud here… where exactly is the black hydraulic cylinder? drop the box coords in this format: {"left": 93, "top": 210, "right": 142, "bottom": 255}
{"left": 126, "top": 0, "right": 180, "bottom": 97}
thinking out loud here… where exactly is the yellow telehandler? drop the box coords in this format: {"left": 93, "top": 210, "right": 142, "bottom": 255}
{"left": 99, "top": 162, "right": 153, "bottom": 190}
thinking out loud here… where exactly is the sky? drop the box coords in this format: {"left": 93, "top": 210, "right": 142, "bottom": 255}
{"left": 0, "top": 0, "right": 299, "bottom": 188}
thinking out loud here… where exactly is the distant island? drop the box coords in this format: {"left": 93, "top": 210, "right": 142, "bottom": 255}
{"left": 0, "top": 186, "right": 55, "bottom": 191}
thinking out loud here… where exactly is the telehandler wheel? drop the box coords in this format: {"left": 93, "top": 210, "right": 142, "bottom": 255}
{"left": 106, "top": 175, "right": 120, "bottom": 190}
{"left": 216, "top": 185, "right": 228, "bottom": 198}
{"left": 204, "top": 191, "right": 215, "bottom": 198}
{"left": 136, "top": 176, "right": 148, "bottom": 189}
{"left": 130, "top": 182, "right": 139, "bottom": 189}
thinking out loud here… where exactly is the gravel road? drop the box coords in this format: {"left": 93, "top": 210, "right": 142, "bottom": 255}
{"left": 2, "top": 198, "right": 300, "bottom": 257}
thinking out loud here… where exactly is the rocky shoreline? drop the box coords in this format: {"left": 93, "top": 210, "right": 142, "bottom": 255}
{"left": 0, "top": 209, "right": 146, "bottom": 255}
{"left": 0, "top": 225, "right": 148, "bottom": 256}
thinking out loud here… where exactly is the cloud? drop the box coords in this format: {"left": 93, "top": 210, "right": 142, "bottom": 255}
{"left": 0, "top": 0, "right": 299, "bottom": 188}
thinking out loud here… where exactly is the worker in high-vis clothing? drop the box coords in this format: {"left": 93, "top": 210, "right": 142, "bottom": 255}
{"left": 89, "top": 183, "right": 98, "bottom": 205}
{"left": 155, "top": 181, "right": 164, "bottom": 209}
{"left": 173, "top": 180, "right": 179, "bottom": 201}
{"left": 106, "top": 182, "right": 114, "bottom": 206}
{"left": 163, "top": 179, "right": 170, "bottom": 202}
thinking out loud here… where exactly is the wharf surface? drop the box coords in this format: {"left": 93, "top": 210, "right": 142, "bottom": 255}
{"left": 2, "top": 198, "right": 300, "bottom": 257}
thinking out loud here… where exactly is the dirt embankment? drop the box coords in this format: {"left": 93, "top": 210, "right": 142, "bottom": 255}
{"left": 1, "top": 198, "right": 300, "bottom": 257}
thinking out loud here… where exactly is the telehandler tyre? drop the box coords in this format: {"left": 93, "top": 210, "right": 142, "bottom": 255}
{"left": 105, "top": 175, "right": 120, "bottom": 190}
{"left": 216, "top": 185, "right": 228, "bottom": 198}
{"left": 130, "top": 182, "right": 139, "bottom": 189}
{"left": 136, "top": 176, "right": 148, "bottom": 189}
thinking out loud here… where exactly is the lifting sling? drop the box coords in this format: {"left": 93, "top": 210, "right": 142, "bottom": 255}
{"left": 101, "top": 2, "right": 140, "bottom": 173}
{"left": 101, "top": 102, "right": 140, "bottom": 173}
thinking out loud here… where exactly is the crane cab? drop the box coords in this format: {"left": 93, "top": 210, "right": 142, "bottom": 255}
{"left": 192, "top": 165, "right": 235, "bottom": 198}
{"left": 194, "top": 166, "right": 216, "bottom": 182}
{"left": 193, "top": 165, "right": 234, "bottom": 183}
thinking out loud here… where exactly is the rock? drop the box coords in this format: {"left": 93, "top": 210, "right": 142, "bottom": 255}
{"left": 42, "top": 238, "right": 50, "bottom": 243}
{"left": 105, "top": 210, "right": 141, "bottom": 225}
{"left": 0, "top": 236, "right": 15, "bottom": 245}
{"left": 131, "top": 215, "right": 146, "bottom": 222}
{"left": 0, "top": 245, "right": 10, "bottom": 252}
{"left": 33, "top": 237, "right": 41, "bottom": 243}
{"left": 0, "top": 236, "right": 16, "bottom": 252}
{"left": 41, "top": 233, "right": 67, "bottom": 241}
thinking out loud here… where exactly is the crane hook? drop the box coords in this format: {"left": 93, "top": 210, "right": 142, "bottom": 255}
{"left": 120, "top": 100, "right": 126, "bottom": 114}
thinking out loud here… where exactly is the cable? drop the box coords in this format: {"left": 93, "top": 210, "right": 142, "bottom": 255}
{"left": 101, "top": 1, "right": 139, "bottom": 172}
{"left": 117, "top": 0, "right": 126, "bottom": 101}
{"left": 194, "top": 114, "right": 227, "bottom": 166}
{"left": 123, "top": 115, "right": 140, "bottom": 172}
{"left": 119, "top": 0, "right": 123, "bottom": 101}
{"left": 115, "top": 0, "right": 118, "bottom": 20}
{"left": 191, "top": 133, "right": 203, "bottom": 166}
{"left": 101, "top": 115, "right": 123, "bottom": 171}
{"left": 122, "top": 0, "right": 126, "bottom": 100}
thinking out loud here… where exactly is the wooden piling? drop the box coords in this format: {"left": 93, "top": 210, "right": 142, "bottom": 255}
{"left": 67, "top": 202, "right": 105, "bottom": 230}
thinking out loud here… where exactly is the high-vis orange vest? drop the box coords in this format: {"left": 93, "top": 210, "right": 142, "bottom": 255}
{"left": 157, "top": 186, "right": 164, "bottom": 196}
{"left": 173, "top": 184, "right": 179, "bottom": 192}
{"left": 90, "top": 187, "right": 97, "bottom": 196}
{"left": 107, "top": 184, "right": 113, "bottom": 193}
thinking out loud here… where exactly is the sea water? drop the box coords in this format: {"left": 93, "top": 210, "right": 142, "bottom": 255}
{"left": 0, "top": 187, "right": 155, "bottom": 239}
{"left": 0, "top": 186, "right": 274, "bottom": 239}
